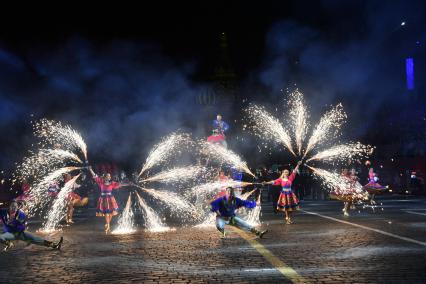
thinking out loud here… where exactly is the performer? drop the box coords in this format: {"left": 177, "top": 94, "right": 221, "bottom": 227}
{"left": 210, "top": 187, "right": 267, "bottom": 238}
{"left": 88, "top": 166, "right": 127, "bottom": 233}
{"left": 212, "top": 114, "right": 229, "bottom": 135}
{"left": 15, "top": 180, "right": 32, "bottom": 212}
{"left": 330, "top": 169, "right": 353, "bottom": 216}
{"left": 64, "top": 174, "right": 88, "bottom": 225}
{"left": 47, "top": 180, "right": 60, "bottom": 198}
{"left": 0, "top": 201, "right": 63, "bottom": 251}
{"left": 364, "top": 168, "right": 387, "bottom": 205}
{"left": 217, "top": 170, "right": 231, "bottom": 198}
{"left": 264, "top": 161, "right": 302, "bottom": 224}
{"left": 210, "top": 114, "right": 230, "bottom": 148}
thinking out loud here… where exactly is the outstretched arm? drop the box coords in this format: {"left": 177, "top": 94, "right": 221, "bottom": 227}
{"left": 237, "top": 198, "right": 256, "bottom": 209}
{"left": 294, "top": 161, "right": 302, "bottom": 173}
{"left": 88, "top": 166, "right": 97, "bottom": 178}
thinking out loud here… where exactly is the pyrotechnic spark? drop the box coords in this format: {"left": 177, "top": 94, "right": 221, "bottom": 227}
{"left": 135, "top": 192, "right": 172, "bottom": 232}
{"left": 195, "top": 214, "right": 216, "bottom": 228}
{"left": 306, "top": 143, "right": 373, "bottom": 164}
{"left": 200, "top": 141, "right": 256, "bottom": 177}
{"left": 140, "top": 166, "right": 205, "bottom": 184}
{"left": 306, "top": 165, "right": 366, "bottom": 199}
{"left": 34, "top": 119, "right": 88, "bottom": 161}
{"left": 246, "top": 203, "right": 261, "bottom": 226}
{"left": 41, "top": 174, "right": 81, "bottom": 232}
{"left": 112, "top": 194, "right": 136, "bottom": 235}
{"left": 140, "top": 187, "right": 200, "bottom": 220}
{"left": 289, "top": 90, "right": 309, "bottom": 155}
{"left": 26, "top": 166, "right": 82, "bottom": 216}
{"left": 16, "top": 149, "right": 82, "bottom": 181}
{"left": 139, "top": 133, "right": 192, "bottom": 177}
{"left": 239, "top": 191, "right": 261, "bottom": 226}
{"left": 240, "top": 189, "right": 256, "bottom": 200}
{"left": 188, "top": 180, "right": 252, "bottom": 199}
{"left": 304, "top": 104, "right": 347, "bottom": 158}
{"left": 244, "top": 105, "right": 295, "bottom": 156}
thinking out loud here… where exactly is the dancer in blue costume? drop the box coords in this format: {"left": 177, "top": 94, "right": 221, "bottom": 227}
{"left": 210, "top": 187, "right": 267, "bottom": 238}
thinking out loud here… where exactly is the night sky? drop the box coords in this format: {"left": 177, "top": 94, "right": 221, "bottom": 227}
{"left": 0, "top": 1, "right": 425, "bottom": 171}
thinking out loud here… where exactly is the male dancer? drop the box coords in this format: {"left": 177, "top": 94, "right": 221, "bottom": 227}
{"left": 0, "top": 201, "right": 63, "bottom": 251}
{"left": 210, "top": 187, "right": 267, "bottom": 238}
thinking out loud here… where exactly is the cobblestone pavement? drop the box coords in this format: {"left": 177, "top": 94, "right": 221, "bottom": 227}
{"left": 1, "top": 197, "right": 426, "bottom": 283}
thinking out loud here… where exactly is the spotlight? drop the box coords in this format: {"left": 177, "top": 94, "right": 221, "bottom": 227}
{"left": 401, "top": 21, "right": 406, "bottom": 26}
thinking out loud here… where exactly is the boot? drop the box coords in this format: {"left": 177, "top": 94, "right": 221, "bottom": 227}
{"left": 251, "top": 228, "right": 268, "bottom": 238}
{"left": 52, "top": 237, "right": 63, "bottom": 250}
{"left": 3, "top": 240, "right": 14, "bottom": 251}
{"left": 45, "top": 237, "right": 63, "bottom": 250}
{"left": 257, "top": 229, "right": 268, "bottom": 238}
{"left": 218, "top": 228, "right": 226, "bottom": 239}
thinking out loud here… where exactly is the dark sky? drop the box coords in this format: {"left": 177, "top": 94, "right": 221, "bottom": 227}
{"left": 0, "top": 1, "right": 425, "bottom": 171}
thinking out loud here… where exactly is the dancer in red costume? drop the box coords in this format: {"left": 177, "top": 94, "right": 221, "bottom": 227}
{"left": 88, "top": 167, "right": 128, "bottom": 233}
{"left": 264, "top": 161, "right": 302, "bottom": 224}
{"left": 364, "top": 168, "right": 387, "bottom": 205}
{"left": 63, "top": 174, "right": 88, "bottom": 225}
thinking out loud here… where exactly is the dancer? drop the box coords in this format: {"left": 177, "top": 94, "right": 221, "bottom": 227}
{"left": 364, "top": 168, "right": 387, "bottom": 205}
{"left": 264, "top": 161, "right": 302, "bottom": 224}
{"left": 16, "top": 180, "right": 31, "bottom": 202}
{"left": 47, "top": 180, "right": 60, "bottom": 198}
{"left": 0, "top": 201, "right": 63, "bottom": 251}
{"left": 64, "top": 174, "right": 88, "bottom": 225}
{"left": 216, "top": 170, "right": 231, "bottom": 198}
{"left": 211, "top": 114, "right": 230, "bottom": 148}
{"left": 15, "top": 180, "right": 32, "bottom": 212}
{"left": 210, "top": 187, "right": 267, "bottom": 238}
{"left": 330, "top": 169, "right": 353, "bottom": 216}
{"left": 88, "top": 166, "right": 127, "bottom": 233}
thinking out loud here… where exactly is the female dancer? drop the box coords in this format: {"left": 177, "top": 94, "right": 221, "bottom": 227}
{"left": 88, "top": 167, "right": 127, "bottom": 233}
{"left": 64, "top": 174, "right": 88, "bottom": 225}
{"left": 364, "top": 168, "right": 387, "bottom": 205}
{"left": 329, "top": 168, "right": 353, "bottom": 216}
{"left": 264, "top": 161, "right": 302, "bottom": 224}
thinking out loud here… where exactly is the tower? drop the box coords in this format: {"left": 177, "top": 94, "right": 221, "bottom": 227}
{"left": 197, "top": 32, "right": 238, "bottom": 108}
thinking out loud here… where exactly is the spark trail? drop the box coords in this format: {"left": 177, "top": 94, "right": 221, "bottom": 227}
{"left": 306, "top": 165, "right": 366, "bottom": 199}
{"left": 112, "top": 194, "right": 136, "bottom": 234}
{"left": 245, "top": 104, "right": 295, "bottom": 156}
{"left": 139, "top": 133, "right": 192, "bottom": 177}
{"left": 27, "top": 166, "right": 82, "bottom": 216}
{"left": 306, "top": 143, "right": 373, "bottom": 164}
{"left": 136, "top": 192, "right": 171, "bottom": 232}
{"left": 34, "top": 119, "right": 88, "bottom": 161}
{"left": 289, "top": 90, "right": 309, "bottom": 155}
{"left": 41, "top": 174, "right": 81, "bottom": 232}
{"left": 140, "top": 166, "right": 205, "bottom": 184}
{"left": 303, "top": 103, "right": 347, "bottom": 158}
{"left": 200, "top": 141, "right": 256, "bottom": 177}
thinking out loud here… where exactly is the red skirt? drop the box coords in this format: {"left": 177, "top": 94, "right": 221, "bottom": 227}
{"left": 330, "top": 192, "right": 353, "bottom": 202}
{"left": 68, "top": 192, "right": 88, "bottom": 207}
{"left": 277, "top": 190, "right": 300, "bottom": 211}
{"left": 96, "top": 196, "right": 119, "bottom": 216}
{"left": 207, "top": 134, "right": 225, "bottom": 143}
{"left": 363, "top": 182, "right": 386, "bottom": 194}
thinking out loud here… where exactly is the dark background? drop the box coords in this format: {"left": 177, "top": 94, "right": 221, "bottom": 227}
{"left": 0, "top": 0, "right": 425, "bottom": 174}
